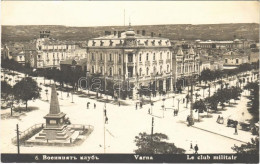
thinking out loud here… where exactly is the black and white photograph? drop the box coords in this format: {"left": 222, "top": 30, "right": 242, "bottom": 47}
{"left": 0, "top": 1, "right": 259, "bottom": 163}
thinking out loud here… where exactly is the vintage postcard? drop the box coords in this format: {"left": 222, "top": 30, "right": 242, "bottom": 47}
{"left": 1, "top": 1, "right": 259, "bottom": 163}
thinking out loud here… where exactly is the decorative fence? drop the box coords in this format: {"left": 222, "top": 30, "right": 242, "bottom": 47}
{"left": 11, "top": 123, "right": 45, "bottom": 145}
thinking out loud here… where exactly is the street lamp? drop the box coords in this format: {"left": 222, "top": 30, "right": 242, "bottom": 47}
{"left": 45, "top": 89, "right": 49, "bottom": 101}
{"left": 172, "top": 96, "right": 175, "bottom": 107}
{"left": 162, "top": 98, "right": 165, "bottom": 118}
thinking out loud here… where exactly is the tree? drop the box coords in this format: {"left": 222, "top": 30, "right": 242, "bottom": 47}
{"left": 1, "top": 80, "right": 12, "bottom": 102}
{"left": 193, "top": 99, "right": 207, "bottom": 121}
{"left": 244, "top": 82, "right": 259, "bottom": 122}
{"left": 134, "top": 132, "right": 185, "bottom": 154}
{"left": 13, "top": 77, "right": 41, "bottom": 111}
{"left": 232, "top": 137, "right": 259, "bottom": 154}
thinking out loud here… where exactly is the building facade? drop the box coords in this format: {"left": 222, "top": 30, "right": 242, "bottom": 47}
{"left": 222, "top": 51, "right": 249, "bottom": 68}
{"left": 172, "top": 47, "right": 200, "bottom": 86}
{"left": 195, "top": 39, "right": 253, "bottom": 49}
{"left": 24, "top": 31, "right": 86, "bottom": 68}
{"left": 86, "top": 25, "right": 173, "bottom": 99}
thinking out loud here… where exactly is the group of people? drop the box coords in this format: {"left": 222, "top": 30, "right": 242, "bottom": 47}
{"left": 135, "top": 102, "right": 143, "bottom": 110}
{"left": 190, "top": 143, "right": 199, "bottom": 154}
{"left": 86, "top": 102, "right": 96, "bottom": 109}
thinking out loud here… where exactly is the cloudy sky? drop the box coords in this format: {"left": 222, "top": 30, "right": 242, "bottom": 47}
{"left": 1, "top": 1, "right": 259, "bottom": 26}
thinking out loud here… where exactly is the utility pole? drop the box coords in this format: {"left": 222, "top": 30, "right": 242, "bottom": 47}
{"left": 103, "top": 104, "right": 106, "bottom": 153}
{"left": 189, "top": 75, "right": 194, "bottom": 126}
{"left": 151, "top": 117, "right": 154, "bottom": 139}
{"left": 16, "top": 124, "right": 20, "bottom": 154}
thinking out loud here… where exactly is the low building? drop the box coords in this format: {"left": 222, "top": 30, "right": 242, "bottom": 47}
{"left": 195, "top": 39, "right": 253, "bottom": 49}
{"left": 199, "top": 56, "right": 211, "bottom": 73}
{"left": 222, "top": 51, "right": 248, "bottom": 69}
{"left": 248, "top": 49, "right": 259, "bottom": 64}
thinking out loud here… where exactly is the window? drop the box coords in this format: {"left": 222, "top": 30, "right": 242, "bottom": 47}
{"left": 92, "top": 53, "right": 95, "bottom": 61}
{"left": 236, "top": 59, "right": 239, "bottom": 64}
{"left": 118, "top": 54, "right": 121, "bottom": 62}
{"left": 160, "top": 52, "right": 162, "bottom": 60}
{"left": 100, "top": 53, "right": 103, "bottom": 60}
{"left": 128, "top": 54, "right": 133, "bottom": 62}
{"left": 109, "top": 54, "right": 112, "bottom": 61}
{"left": 92, "top": 66, "right": 95, "bottom": 74}
{"left": 100, "top": 67, "right": 103, "bottom": 74}
{"left": 146, "top": 53, "right": 149, "bottom": 61}
{"left": 139, "top": 54, "right": 142, "bottom": 62}
{"left": 167, "top": 65, "right": 169, "bottom": 72}
{"left": 153, "top": 66, "right": 156, "bottom": 73}
{"left": 225, "top": 59, "right": 228, "bottom": 63}
{"left": 139, "top": 68, "right": 142, "bottom": 76}
{"left": 146, "top": 67, "right": 149, "bottom": 75}
{"left": 167, "top": 52, "right": 169, "bottom": 59}
{"left": 153, "top": 53, "right": 155, "bottom": 61}
{"left": 109, "top": 67, "right": 112, "bottom": 76}
{"left": 119, "top": 68, "right": 121, "bottom": 75}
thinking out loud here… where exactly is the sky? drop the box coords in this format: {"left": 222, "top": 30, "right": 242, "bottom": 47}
{"left": 1, "top": 1, "right": 259, "bottom": 26}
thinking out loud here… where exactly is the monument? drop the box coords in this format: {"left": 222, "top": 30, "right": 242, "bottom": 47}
{"left": 36, "top": 85, "right": 74, "bottom": 140}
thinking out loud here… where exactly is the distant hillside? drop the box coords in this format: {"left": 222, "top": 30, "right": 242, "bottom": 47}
{"left": 1, "top": 23, "right": 259, "bottom": 43}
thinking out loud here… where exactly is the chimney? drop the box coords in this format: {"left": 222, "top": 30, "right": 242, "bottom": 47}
{"left": 137, "top": 30, "right": 140, "bottom": 34}
{"left": 142, "top": 30, "right": 146, "bottom": 36}
{"left": 159, "top": 34, "right": 161, "bottom": 37}
{"left": 151, "top": 32, "right": 154, "bottom": 37}
{"left": 114, "top": 31, "right": 117, "bottom": 36}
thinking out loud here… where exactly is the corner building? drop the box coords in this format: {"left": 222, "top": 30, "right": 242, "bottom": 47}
{"left": 86, "top": 24, "right": 173, "bottom": 100}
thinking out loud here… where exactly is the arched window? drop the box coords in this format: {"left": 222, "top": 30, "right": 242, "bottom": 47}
{"left": 109, "top": 67, "right": 112, "bottom": 76}
{"left": 153, "top": 53, "right": 155, "bottom": 60}
{"left": 146, "top": 53, "right": 149, "bottom": 61}
{"left": 139, "top": 68, "right": 142, "bottom": 76}
{"left": 100, "top": 67, "right": 103, "bottom": 74}
{"left": 100, "top": 53, "right": 103, "bottom": 60}
{"left": 119, "top": 68, "right": 121, "bottom": 75}
{"left": 146, "top": 67, "right": 149, "bottom": 75}
{"left": 167, "top": 65, "right": 169, "bottom": 72}
{"left": 139, "top": 53, "right": 142, "bottom": 62}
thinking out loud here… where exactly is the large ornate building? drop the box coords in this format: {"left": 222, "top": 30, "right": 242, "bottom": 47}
{"left": 172, "top": 47, "right": 200, "bottom": 87}
{"left": 86, "top": 24, "right": 173, "bottom": 99}
{"left": 24, "top": 31, "right": 86, "bottom": 68}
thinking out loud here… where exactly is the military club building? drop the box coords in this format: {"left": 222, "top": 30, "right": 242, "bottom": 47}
{"left": 86, "top": 25, "right": 174, "bottom": 99}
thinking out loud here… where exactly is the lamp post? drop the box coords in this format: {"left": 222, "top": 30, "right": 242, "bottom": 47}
{"left": 162, "top": 98, "right": 165, "bottom": 118}
{"left": 177, "top": 98, "right": 181, "bottom": 112}
{"left": 172, "top": 96, "right": 175, "bottom": 107}
{"left": 45, "top": 89, "right": 49, "bottom": 101}
{"left": 188, "top": 73, "right": 195, "bottom": 126}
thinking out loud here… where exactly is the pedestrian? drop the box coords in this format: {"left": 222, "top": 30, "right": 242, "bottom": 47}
{"left": 94, "top": 103, "right": 96, "bottom": 109}
{"left": 148, "top": 108, "right": 150, "bottom": 114}
{"left": 234, "top": 126, "right": 238, "bottom": 135}
{"left": 190, "top": 143, "right": 193, "bottom": 150}
{"left": 217, "top": 115, "right": 220, "bottom": 123}
{"left": 194, "top": 144, "right": 199, "bottom": 154}
{"left": 136, "top": 103, "right": 138, "bottom": 110}
{"left": 104, "top": 109, "right": 107, "bottom": 117}
{"left": 119, "top": 102, "right": 121, "bottom": 107}
{"left": 140, "top": 102, "right": 142, "bottom": 109}
{"left": 87, "top": 102, "right": 89, "bottom": 109}
{"left": 183, "top": 98, "right": 185, "bottom": 103}
{"left": 105, "top": 116, "right": 108, "bottom": 124}
{"left": 67, "top": 92, "right": 69, "bottom": 97}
